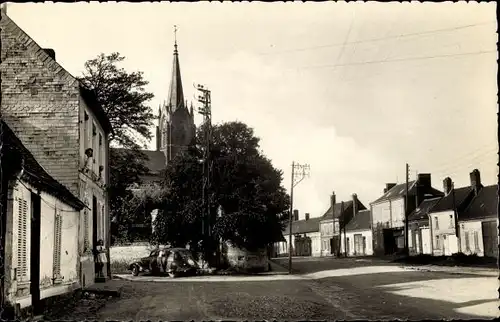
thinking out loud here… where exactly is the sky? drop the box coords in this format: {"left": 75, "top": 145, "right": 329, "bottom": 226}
{"left": 7, "top": 1, "right": 498, "bottom": 219}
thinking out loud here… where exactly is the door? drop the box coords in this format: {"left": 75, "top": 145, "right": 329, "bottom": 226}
{"left": 30, "top": 192, "right": 42, "bottom": 315}
{"left": 92, "top": 196, "right": 98, "bottom": 280}
{"left": 482, "top": 221, "right": 498, "bottom": 258}
{"left": 354, "top": 234, "right": 363, "bottom": 255}
{"left": 329, "top": 238, "right": 334, "bottom": 254}
{"left": 362, "top": 236, "right": 367, "bottom": 255}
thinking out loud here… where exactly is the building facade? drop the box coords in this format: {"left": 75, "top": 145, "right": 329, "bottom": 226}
{"left": 0, "top": 10, "right": 112, "bottom": 288}
{"left": 2, "top": 121, "right": 86, "bottom": 313}
{"left": 275, "top": 210, "right": 322, "bottom": 257}
{"left": 370, "top": 174, "right": 443, "bottom": 256}
{"left": 320, "top": 193, "right": 366, "bottom": 257}
{"left": 340, "top": 210, "right": 373, "bottom": 256}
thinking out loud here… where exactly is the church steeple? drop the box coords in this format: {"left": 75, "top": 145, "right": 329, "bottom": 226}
{"left": 167, "top": 25, "right": 185, "bottom": 113}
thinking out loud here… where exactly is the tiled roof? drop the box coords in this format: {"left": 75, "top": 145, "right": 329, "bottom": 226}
{"left": 112, "top": 148, "right": 166, "bottom": 174}
{"left": 345, "top": 210, "right": 371, "bottom": 231}
{"left": 2, "top": 121, "right": 85, "bottom": 210}
{"left": 283, "top": 217, "right": 321, "bottom": 234}
{"left": 430, "top": 187, "right": 474, "bottom": 214}
{"left": 460, "top": 185, "right": 497, "bottom": 221}
{"left": 321, "top": 199, "right": 367, "bottom": 221}
{"left": 408, "top": 197, "right": 441, "bottom": 221}
{"left": 371, "top": 181, "right": 443, "bottom": 204}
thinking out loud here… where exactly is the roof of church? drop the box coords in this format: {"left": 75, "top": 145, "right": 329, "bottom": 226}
{"left": 167, "top": 40, "right": 185, "bottom": 113}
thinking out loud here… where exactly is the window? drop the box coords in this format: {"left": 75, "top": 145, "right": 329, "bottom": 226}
{"left": 464, "top": 231, "right": 470, "bottom": 252}
{"left": 434, "top": 217, "right": 439, "bottom": 230}
{"left": 99, "top": 133, "right": 104, "bottom": 178}
{"left": 53, "top": 213, "right": 63, "bottom": 282}
{"left": 83, "top": 112, "right": 89, "bottom": 152}
{"left": 435, "top": 235, "right": 440, "bottom": 249}
{"left": 17, "top": 198, "right": 29, "bottom": 282}
{"left": 473, "top": 231, "right": 480, "bottom": 252}
{"left": 449, "top": 215, "right": 453, "bottom": 228}
{"left": 92, "top": 123, "right": 97, "bottom": 173}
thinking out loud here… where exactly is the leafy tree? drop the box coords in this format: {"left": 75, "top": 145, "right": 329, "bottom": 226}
{"left": 79, "top": 52, "right": 155, "bottom": 149}
{"left": 154, "top": 121, "right": 290, "bottom": 254}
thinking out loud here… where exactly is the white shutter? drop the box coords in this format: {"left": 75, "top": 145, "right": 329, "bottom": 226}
{"left": 16, "top": 198, "right": 29, "bottom": 281}
{"left": 53, "top": 213, "right": 63, "bottom": 282}
{"left": 83, "top": 209, "right": 89, "bottom": 251}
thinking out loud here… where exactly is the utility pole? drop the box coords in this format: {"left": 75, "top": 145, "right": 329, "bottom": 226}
{"left": 195, "top": 83, "right": 212, "bottom": 267}
{"left": 288, "top": 162, "right": 310, "bottom": 274}
{"left": 0, "top": 5, "right": 4, "bottom": 313}
{"left": 404, "top": 163, "right": 410, "bottom": 255}
{"left": 451, "top": 181, "right": 461, "bottom": 253}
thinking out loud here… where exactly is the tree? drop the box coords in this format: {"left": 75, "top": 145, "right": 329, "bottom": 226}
{"left": 154, "top": 121, "right": 290, "bottom": 253}
{"left": 79, "top": 52, "right": 155, "bottom": 149}
{"left": 79, "top": 53, "right": 155, "bottom": 243}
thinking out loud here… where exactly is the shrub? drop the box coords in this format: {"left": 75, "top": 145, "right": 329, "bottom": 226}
{"left": 110, "top": 259, "right": 131, "bottom": 274}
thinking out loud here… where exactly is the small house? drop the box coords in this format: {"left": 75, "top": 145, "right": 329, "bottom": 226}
{"left": 340, "top": 210, "right": 373, "bottom": 256}
{"left": 275, "top": 210, "right": 322, "bottom": 257}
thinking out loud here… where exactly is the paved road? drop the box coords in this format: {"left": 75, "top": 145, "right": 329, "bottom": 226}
{"left": 54, "top": 257, "right": 498, "bottom": 320}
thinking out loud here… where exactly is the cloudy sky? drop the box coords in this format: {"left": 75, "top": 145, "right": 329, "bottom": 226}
{"left": 7, "top": 1, "right": 498, "bottom": 219}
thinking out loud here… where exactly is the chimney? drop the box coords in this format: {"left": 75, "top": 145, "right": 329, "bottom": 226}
{"left": 305, "top": 213, "right": 310, "bottom": 220}
{"left": 352, "top": 193, "right": 358, "bottom": 215}
{"left": 330, "top": 191, "right": 336, "bottom": 210}
{"left": 156, "top": 126, "right": 161, "bottom": 151}
{"left": 443, "top": 177, "right": 453, "bottom": 195}
{"left": 469, "top": 169, "right": 482, "bottom": 195}
{"left": 417, "top": 173, "right": 431, "bottom": 187}
{"left": 293, "top": 209, "right": 299, "bottom": 221}
{"left": 384, "top": 183, "right": 396, "bottom": 193}
{"left": 43, "top": 48, "right": 56, "bottom": 61}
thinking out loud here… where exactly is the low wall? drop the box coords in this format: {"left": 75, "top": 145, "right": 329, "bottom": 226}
{"left": 223, "top": 244, "right": 270, "bottom": 272}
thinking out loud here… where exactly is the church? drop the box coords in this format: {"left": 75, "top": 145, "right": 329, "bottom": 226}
{"left": 139, "top": 36, "right": 197, "bottom": 184}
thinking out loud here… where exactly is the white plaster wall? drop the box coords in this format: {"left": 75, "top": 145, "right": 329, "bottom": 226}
{"left": 390, "top": 198, "right": 405, "bottom": 228}
{"left": 341, "top": 230, "right": 373, "bottom": 256}
{"left": 459, "top": 221, "right": 484, "bottom": 256}
{"left": 421, "top": 228, "right": 432, "bottom": 254}
{"left": 40, "top": 196, "right": 55, "bottom": 289}
{"left": 310, "top": 232, "right": 321, "bottom": 256}
{"left": 371, "top": 202, "right": 391, "bottom": 226}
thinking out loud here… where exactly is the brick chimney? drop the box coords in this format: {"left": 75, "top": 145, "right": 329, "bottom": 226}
{"left": 417, "top": 173, "right": 431, "bottom": 187}
{"left": 43, "top": 48, "right": 56, "bottom": 61}
{"left": 305, "top": 213, "right": 310, "bottom": 220}
{"left": 352, "top": 193, "right": 358, "bottom": 215}
{"left": 384, "top": 183, "right": 396, "bottom": 193}
{"left": 470, "top": 169, "right": 482, "bottom": 195}
{"left": 330, "top": 191, "right": 336, "bottom": 211}
{"left": 293, "top": 209, "right": 299, "bottom": 221}
{"left": 443, "top": 177, "right": 453, "bottom": 196}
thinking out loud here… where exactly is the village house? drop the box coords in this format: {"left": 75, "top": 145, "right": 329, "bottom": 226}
{"left": 340, "top": 209, "right": 373, "bottom": 256}
{"left": 320, "top": 192, "right": 366, "bottom": 257}
{"left": 370, "top": 174, "right": 443, "bottom": 256}
{"left": 1, "top": 121, "right": 86, "bottom": 314}
{"left": 0, "top": 8, "right": 112, "bottom": 290}
{"left": 457, "top": 172, "right": 497, "bottom": 258}
{"left": 274, "top": 210, "right": 322, "bottom": 257}
{"left": 407, "top": 197, "right": 441, "bottom": 255}
{"left": 426, "top": 176, "right": 475, "bottom": 256}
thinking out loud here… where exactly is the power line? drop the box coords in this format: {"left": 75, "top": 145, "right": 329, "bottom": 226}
{"left": 296, "top": 50, "right": 497, "bottom": 70}
{"left": 258, "top": 21, "right": 496, "bottom": 56}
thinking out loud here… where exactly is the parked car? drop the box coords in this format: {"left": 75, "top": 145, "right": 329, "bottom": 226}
{"left": 128, "top": 247, "right": 199, "bottom": 278}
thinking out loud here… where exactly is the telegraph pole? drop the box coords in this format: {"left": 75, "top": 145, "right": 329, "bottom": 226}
{"left": 404, "top": 163, "right": 410, "bottom": 255}
{"left": 195, "top": 83, "right": 212, "bottom": 266}
{"left": 0, "top": 4, "right": 4, "bottom": 313}
{"left": 288, "top": 162, "right": 310, "bottom": 274}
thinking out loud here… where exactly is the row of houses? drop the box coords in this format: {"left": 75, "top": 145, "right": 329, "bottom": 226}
{"left": 1, "top": 8, "right": 111, "bottom": 317}
{"left": 274, "top": 170, "right": 498, "bottom": 259}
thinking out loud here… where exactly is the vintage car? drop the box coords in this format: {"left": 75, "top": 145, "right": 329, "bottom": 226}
{"left": 128, "top": 247, "right": 199, "bottom": 278}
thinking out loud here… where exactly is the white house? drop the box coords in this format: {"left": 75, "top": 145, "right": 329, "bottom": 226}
{"left": 408, "top": 197, "right": 441, "bottom": 255}
{"left": 2, "top": 121, "right": 86, "bottom": 312}
{"left": 457, "top": 172, "right": 497, "bottom": 258}
{"left": 340, "top": 210, "right": 373, "bottom": 256}
{"left": 275, "top": 210, "right": 322, "bottom": 257}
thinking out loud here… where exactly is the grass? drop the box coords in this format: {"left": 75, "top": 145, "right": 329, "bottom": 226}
{"left": 110, "top": 259, "right": 131, "bottom": 274}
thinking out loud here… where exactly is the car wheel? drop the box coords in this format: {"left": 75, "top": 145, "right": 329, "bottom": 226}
{"left": 132, "top": 265, "right": 139, "bottom": 276}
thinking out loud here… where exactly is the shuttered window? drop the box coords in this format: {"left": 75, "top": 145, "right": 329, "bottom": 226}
{"left": 17, "top": 198, "right": 28, "bottom": 281}
{"left": 53, "top": 213, "right": 63, "bottom": 282}
{"left": 83, "top": 209, "right": 89, "bottom": 251}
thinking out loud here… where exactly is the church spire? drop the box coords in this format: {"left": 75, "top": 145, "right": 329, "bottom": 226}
{"left": 167, "top": 25, "right": 185, "bottom": 113}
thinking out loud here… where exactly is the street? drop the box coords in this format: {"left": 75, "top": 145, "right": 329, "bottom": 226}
{"left": 54, "top": 257, "right": 498, "bottom": 321}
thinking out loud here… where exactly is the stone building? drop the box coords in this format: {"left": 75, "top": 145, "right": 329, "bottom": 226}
{"left": 0, "top": 8, "right": 112, "bottom": 291}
